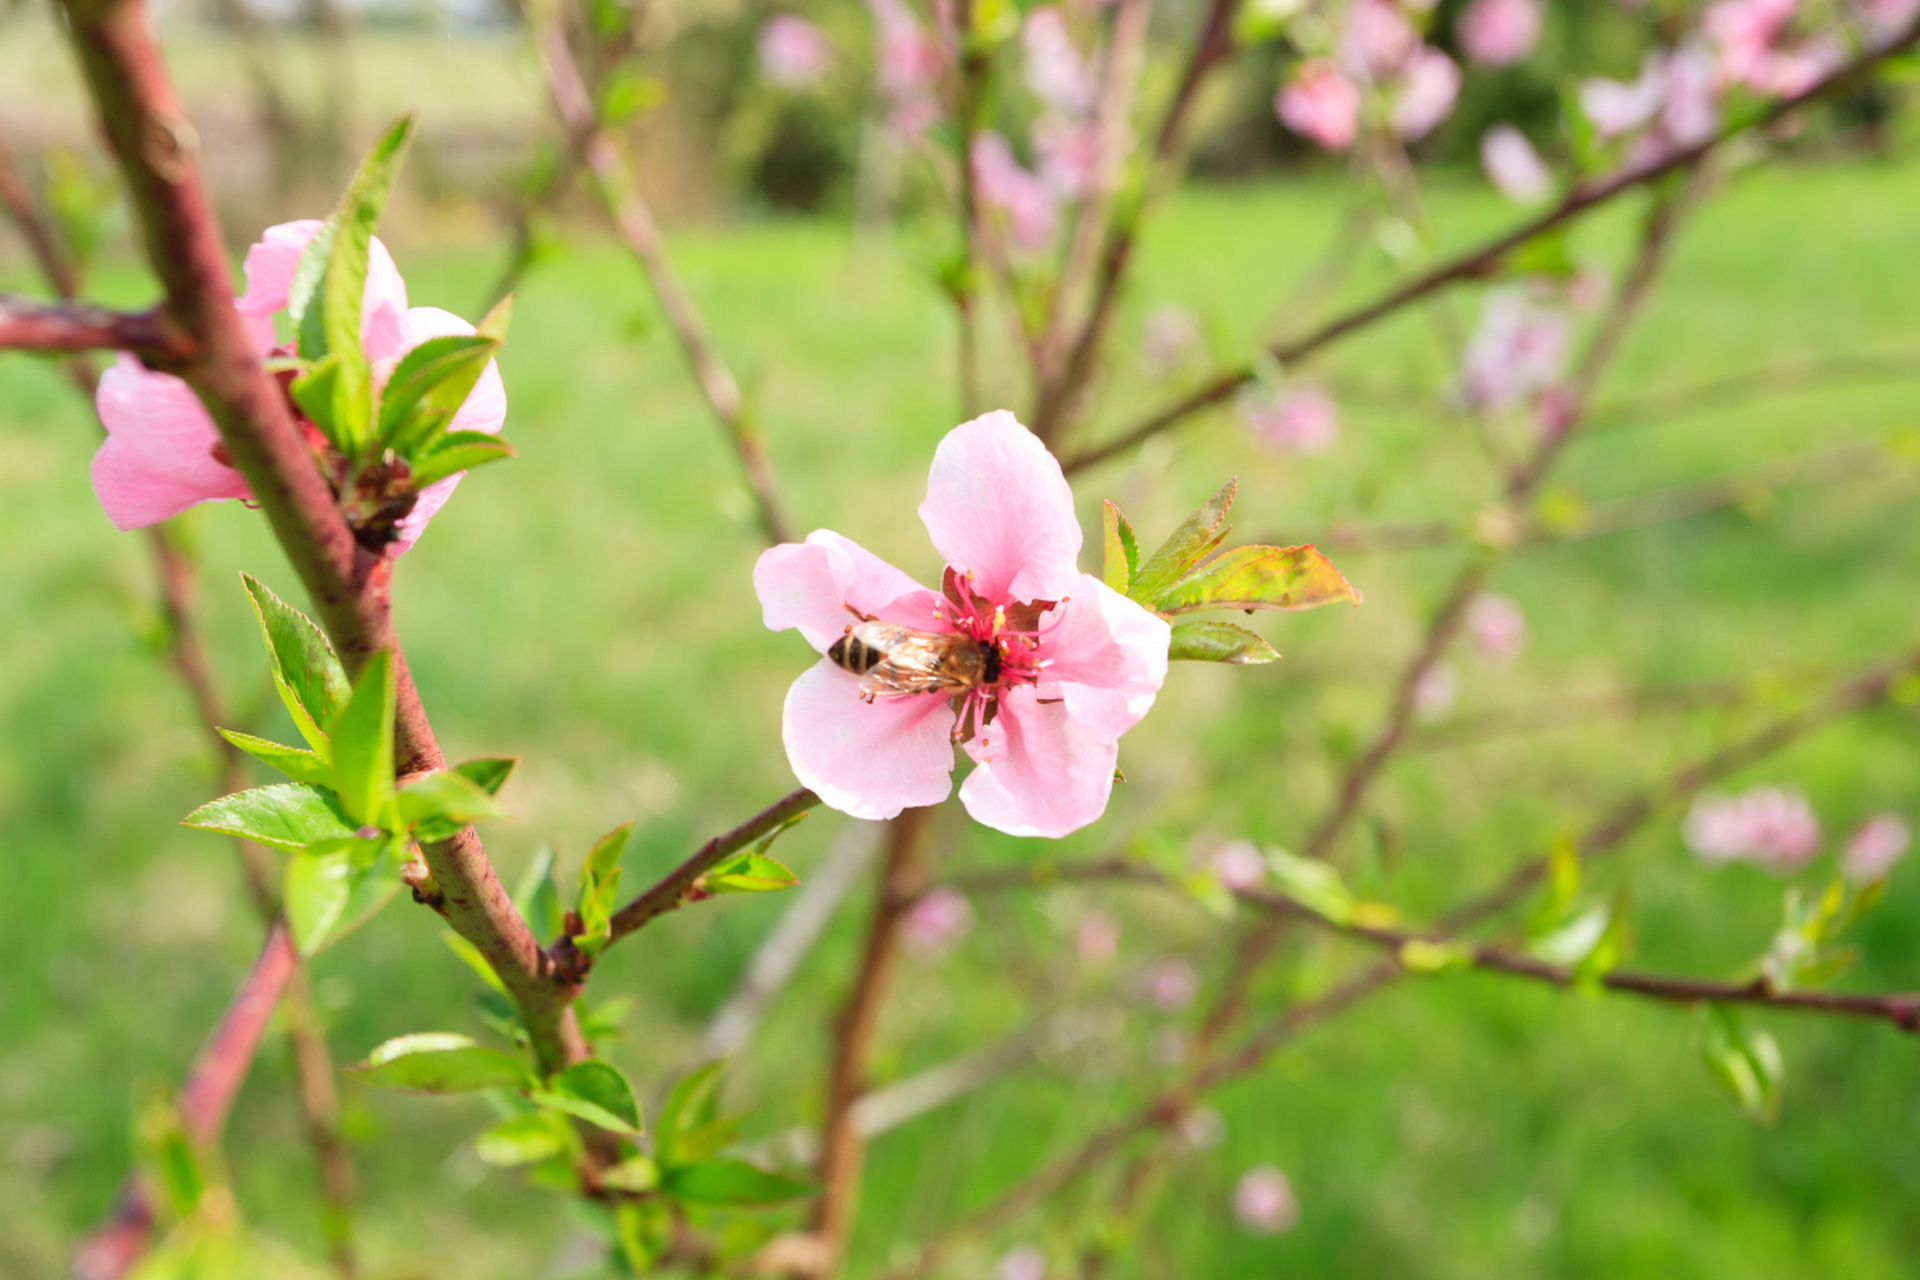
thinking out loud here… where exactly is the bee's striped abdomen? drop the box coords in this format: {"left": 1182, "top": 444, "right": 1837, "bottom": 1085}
{"left": 829, "top": 631, "right": 882, "bottom": 675}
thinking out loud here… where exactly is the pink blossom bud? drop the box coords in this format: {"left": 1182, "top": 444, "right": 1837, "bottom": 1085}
{"left": 1210, "top": 840, "right": 1269, "bottom": 891}
{"left": 1141, "top": 957, "right": 1198, "bottom": 1012}
{"left": 1458, "top": 0, "right": 1542, "bottom": 67}
{"left": 1391, "top": 48, "right": 1462, "bottom": 140}
{"left": 1658, "top": 43, "right": 1720, "bottom": 147}
{"left": 972, "top": 132, "right": 1059, "bottom": 250}
{"left": 1466, "top": 594, "right": 1526, "bottom": 663}
{"left": 1460, "top": 288, "right": 1569, "bottom": 413}
{"left": 1412, "top": 661, "right": 1458, "bottom": 720}
{"left": 1480, "top": 124, "right": 1553, "bottom": 203}
{"left": 1022, "top": 8, "right": 1096, "bottom": 116}
{"left": 1683, "top": 786, "right": 1822, "bottom": 873}
{"left": 1238, "top": 383, "right": 1341, "bottom": 455}
{"left": 1076, "top": 910, "right": 1121, "bottom": 966}
{"left": 1034, "top": 115, "right": 1103, "bottom": 201}
{"left": 902, "top": 887, "right": 975, "bottom": 959}
{"left": 1277, "top": 58, "right": 1360, "bottom": 151}
{"left": 1233, "top": 1165, "right": 1300, "bottom": 1235}
{"left": 1339, "top": 0, "right": 1419, "bottom": 80}
{"left": 1842, "top": 814, "right": 1908, "bottom": 883}
{"left": 1580, "top": 58, "right": 1666, "bottom": 138}
{"left": 758, "top": 15, "right": 834, "bottom": 87}
{"left": 998, "top": 1244, "right": 1048, "bottom": 1280}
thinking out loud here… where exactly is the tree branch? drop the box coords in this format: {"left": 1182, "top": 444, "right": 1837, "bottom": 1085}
{"left": 0, "top": 293, "right": 192, "bottom": 362}
{"left": 1060, "top": 19, "right": 1920, "bottom": 475}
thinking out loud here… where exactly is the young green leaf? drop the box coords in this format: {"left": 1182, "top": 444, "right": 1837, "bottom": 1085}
{"left": 285, "top": 845, "right": 353, "bottom": 955}
{"left": 217, "top": 729, "right": 332, "bottom": 787}
{"left": 474, "top": 1111, "right": 572, "bottom": 1167}
{"left": 328, "top": 650, "right": 396, "bottom": 829}
{"left": 133, "top": 1096, "right": 206, "bottom": 1220}
{"left": 289, "top": 352, "right": 347, "bottom": 450}
{"left": 1101, "top": 500, "right": 1138, "bottom": 595}
{"left": 346, "top": 1032, "right": 532, "bottom": 1093}
{"left": 183, "top": 783, "right": 357, "bottom": 853}
{"left": 513, "top": 845, "right": 564, "bottom": 946}
{"left": 1128, "top": 478, "right": 1236, "bottom": 602}
{"left": 297, "top": 115, "right": 415, "bottom": 354}
{"left": 1528, "top": 904, "right": 1612, "bottom": 968}
{"left": 399, "top": 769, "right": 508, "bottom": 833}
{"left": 240, "top": 573, "right": 350, "bottom": 753}
{"left": 455, "top": 756, "right": 518, "bottom": 796}
{"left": 1699, "top": 1004, "right": 1784, "bottom": 1123}
{"left": 441, "top": 929, "right": 509, "bottom": 996}
{"left": 407, "top": 431, "right": 514, "bottom": 489}
{"left": 1147, "top": 544, "right": 1362, "bottom": 616}
{"left": 584, "top": 822, "right": 631, "bottom": 884}
{"left": 706, "top": 853, "right": 800, "bottom": 895}
{"left": 614, "top": 1201, "right": 671, "bottom": 1274}
{"left": 600, "top": 1155, "right": 660, "bottom": 1193}
{"left": 1398, "top": 938, "right": 1476, "bottom": 974}
{"left": 376, "top": 333, "right": 500, "bottom": 452}
{"left": 326, "top": 842, "right": 406, "bottom": 951}
{"left": 579, "top": 995, "right": 634, "bottom": 1047}
{"left": 1266, "top": 846, "right": 1356, "bottom": 926}
{"left": 530, "top": 1060, "right": 644, "bottom": 1134}
{"left": 655, "top": 1060, "right": 728, "bottom": 1166}
{"left": 1167, "top": 620, "right": 1280, "bottom": 664}
{"left": 661, "top": 1159, "right": 813, "bottom": 1205}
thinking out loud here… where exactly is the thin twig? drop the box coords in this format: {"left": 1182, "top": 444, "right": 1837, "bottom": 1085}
{"left": 0, "top": 293, "right": 192, "bottom": 361}
{"left": 1061, "top": 20, "right": 1920, "bottom": 474}
{"left": 952, "top": 0, "right": 988, "bottom": 418}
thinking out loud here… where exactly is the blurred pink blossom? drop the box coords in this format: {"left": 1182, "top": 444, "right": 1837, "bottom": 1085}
{"left": 1466, "top": 594, "right": 1526, "bottom": 662}
{"left": 1704, "top": 0, "right": 1797, "bottom": 88}
{"left": 1142, "top": 957, "right": 1198, "bottom": 1011}
{"left": 1842, "top": 813, "right": 1909, "bottom": 883}
{"left": 1211, "top": 839, "right": 1269, "bottom": 891}
{"left": 1178, "top": 1105, "right": 1226, "bottom": 1149}
{"left": 1412, "top": 661, "right": 1458, "bottom": 720}
{"left": 1460, "top": 288, "right": 1569, "bottom": 413}
{"left": 997, "top": 1244, "right": 1047, "bottom": 1280}
{"left": 758, "top": 15, "right": 834, "bottom": 88}
{"left": 1076, "top": 909, "right": 1120, "bottom": 966}
{"left": 973, "top": 132, "right": 1059, "bottom": 249}
{"left": 1683, "top": 786, "right": 1822, "bottom": 873}
{"left": 1238, "top": 383, "right": 1341, "bottom": 455}
{"left": 1023, "top": 8, "right": 1096, "bottom": 116}
{"left": 1481, "top": 124, "right": 1554, "bottom": 202}
{"left": 1390, "top": 47, "right": 1462, "bottom": 139}
{"left": 1034, "top": 115, "right": 1103, "bottom": 200}
{"left": 902, "top": 886, "right": 975, "bottom": 959}
{"left": 1141, "top": 306, "right": 1201, "bottom": 377}
{"left": 1233, "top": 1166, "right": 1301, "bottom": 1235}
{"left": 1339, "top": 0, "right": 1419, "bottom": 81}
{"left": 869, "top": 0, "right": 943, "bottom": 137}
{"left": 1458, "top": 0, "right": 1542, "bottom": 67}
{"left": 1657, "top": 43, "right": 1721, "bottom": 148}
{"left": 1579, "top": 56, "right": 1668, "bottom": 138}
{"left": 1857, "top": 0, "right": 1920, "bottom": 44}
{"left": 1277, "top": 58, "right": 1361, "bottom": 151}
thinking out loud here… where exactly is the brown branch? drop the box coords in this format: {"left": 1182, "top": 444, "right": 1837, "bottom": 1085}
{"left": 0, "top": 131, "right": 81, "bottom": 299}
{"left": 811, "top": 807, "right": 935, "bottom": 1271}
{"left": 1060, "top": 19, "right": 1920, "bottom": 475}
{"left": 58, "top": 0, "right": 582, "bottom": 1075}
{"left": 0, "top": 294, "right": 193, "bottom": 362}
{"left": 525, "top": 2, "right": 795, "bottom": 547}
{"left": 952, "top": 0, "right": 988, "bottom": 418}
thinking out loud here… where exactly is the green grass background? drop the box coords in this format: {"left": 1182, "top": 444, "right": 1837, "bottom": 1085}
{"left": 4, "top": 154, "right": 1920, "bottom": 1279}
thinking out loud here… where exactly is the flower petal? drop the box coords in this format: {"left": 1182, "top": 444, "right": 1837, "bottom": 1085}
{"left": 755, "top": 530, "right": 941, "bottom": 654}
{"left": 237, "top": 219, "right": 409, "bottom": 359}
{"left": 959, "top": 685, "right": 1118, "bottom": 838}
{"left": 919, "top": 410, "right": 1082, "bottom": 603}
{"left": 386, "top": 307, "right": 509, "bottom": 553}
{"left": 783, "top": 659, "right": 955, "bottom": 819}
{"left": 90, "top": 356, "right": 251, "bottom": 529}
{"left": 1036, "top": 574, "right": 1171, "bottom": 742}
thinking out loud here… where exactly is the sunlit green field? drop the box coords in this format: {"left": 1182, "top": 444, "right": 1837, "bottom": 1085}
{"left": 5, "top": 160, "right": 1920, "bottom": 1279}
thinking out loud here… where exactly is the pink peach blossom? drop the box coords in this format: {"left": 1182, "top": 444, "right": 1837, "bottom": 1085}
{"left": 1210, "top": 839, "right": 1268, "bottom": 891}
{"left": 1339, "top": 0, "right": 1418, "bottom": 81}
{"left": 1022, "top": 8, "right": 1096, "bottom": 116}
{"left": 1704, "top": 0, "right": 1797, "bottom": 89}
{"left": 1579, "top": 57, "right": 1668, "bottom": 138}
{"left": 1233, "top": 1165, "right": 1301, "bottom": 1234}
{"left": 1277, "top": 59, "right": 1361, "bottom": 151}
{"left": 753, "top": 411, "right": 1170, "bottom": 837}
{"left": 1177, "top": 1105, "right": 1226, "bottom": 1149}
{"left": 1683, "top": 786, "right": 1822, "bottom": 873}
{"left": 902, "top": 885, "right": 975, "bottom": 958}
{"left": 1034, "top": 115, "right": 1103, "bottom": 200}
{"left": 1857, "top": 0, "right": 1920, "bottom": 44}
{"left": 1842, "top": 813, "right": 1908, "bottom": 883}
{"left": 973, "top": 133, "right": 1059, "bottom": 250}
{"left": 1141, "top": 957, "right": 1198, "bottom": 1011}
{"left": 1238, "top": 383, "right": 1341, "bottom": 455}
{"left": 1458, "top": 0, "right": 1541, "bottom": 67}
{"left": 91, "top": 220, "right": 503, "bottom": 552}
{"left": 868, "top": 0, "right": 943, "bottom": 137}
{"left": 1480, "top": 124, "right": 1554, "bottom": 203}
{"left": 1141, "top": 305, "right": 1201, "bottom": 378}
{"left": 997, "top": 1244, "right": 1047, "bottom": 1280}
{"left": 1412, "top": 661, "right": 1458, "bottom": 719}
{"left": 759, "top": 15, "right": 835, "bottom": 88}
{"left": 1076, "top": 909, "right": 1120, "bottom": 966}
{"left": 1460, "top": 288, "right": 1569, "bottom": 413}
{"left": 1466, "top": 593, "right": 1526, "bottom": 662}
{"left": 1390, "top": 47, "right": 1462, "bottom": 140}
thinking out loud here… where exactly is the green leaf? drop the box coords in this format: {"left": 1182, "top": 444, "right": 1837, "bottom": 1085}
{"left": 297, "top": 114, "right": 415, "bottom": 361}
{"left": 455, "top": 755, "right": 518, "bottom": 796}
{"left": 584, "top": 823, "right": 631, "bottom": 883}
{"left": 1528, "top": 904, "right": 1611, "bottom": 967}
{"left": 530, "top": 1061, "right": 643, "bottom": 1134}
{"left": 1167, "top": 620, "right": 1280, "bottom": 664}
{"left": 241, "top": 574, "right": 350, "bottom": 754}
{"left": 346, "top": 1032, "right": 532, "bottom": 1094}
{"left": 1699, "top": 1004, "right": 1783, "bottom": 1123}
{"left": 441, "top": 929, "right": 508, "bottom": 995}
{"left": 706, "top": 853, "right": 800, "bottom": 895}
{"left": 376, "top": 333, "right": 501, "bottom": 453}
{"left": 1101, "top": 500, "right": 1138, "bottom": 594}
{"left": 182, "top": 783, "right": 357, "bottom": 853}
{"left": 289, "top": 354, "right": 347, "bottom": 450}
{"left": 328, "top": 651, "right": 396, "bottom": 829}
{"left": 1129, "top": 479, "right": 1236, "bottom": 602}
{"left": 134, "top": 1096, "right": 206, "bottom": 1219}
{"left": 1266, "top": 846, "right": 1355, "bottom": 926}
{"left": 407, "top": 431, "right": 514, "bottom": 490}
{"left": 328, "top": 842, "right": 405, "bottom": 951}
{"left": 285, "top": 845, "right": 352, "bottom": 955}
{"left": 399, "top": 769, "right": 508, "bottom": 831}
{"left": 579, "top": 995, "right": 634, "bottom": 1047}
{"left": 614, "top": 1201, "right": 671, "bottom": 1274}
{"left": 474, "top": 1110, "right": 572, "bottom": 1167}
{"left": 1530, "top": 837, "right": 1582, "bottom": 934}
{"left": 1148, "top": 544, "right": 1362, "bottom": 616}
{"left": 217, "top": 729, "right": 332, "bottom": 787}
{"left": 661, "top": 1159, "right": 813, "bottom": 1205}
{"left": 655, "top": 1061, "right": 728, "bottom": 1166}
{"left": 1398, "top": 938, "right": 1475, "bottom": 974}
{"left": 600, "top": 1155, "right": 660, "bottom": 1193}
{"left": 513, "top": 845, "right": 564, "bottom": 946}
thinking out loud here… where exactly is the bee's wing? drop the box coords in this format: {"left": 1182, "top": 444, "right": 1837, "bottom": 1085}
{"left": 853, "top": 625, "right": 972, "bottom": 697}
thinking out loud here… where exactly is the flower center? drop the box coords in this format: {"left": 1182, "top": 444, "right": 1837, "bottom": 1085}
{"left": 931, "top": 567, "right": 1067, "bottom": 747}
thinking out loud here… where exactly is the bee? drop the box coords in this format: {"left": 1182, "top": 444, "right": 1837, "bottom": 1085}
{"left": 828, "top": 617, "right": 1003, "bottom": 700}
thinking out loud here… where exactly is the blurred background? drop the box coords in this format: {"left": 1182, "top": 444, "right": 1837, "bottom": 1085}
{"left": 4, "top": 0, "right": 1920, "bottom": 1276}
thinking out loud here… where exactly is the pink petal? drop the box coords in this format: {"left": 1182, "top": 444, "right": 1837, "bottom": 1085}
{"left": 90, "top": 356, "right": 252, "bottom": 529}
{"left": 919, "top": 410, "right": 1082, "bottom": 604}
{"left": 783, "top": 660, "right": 956, "bottom": 819}
{"left": 960, "top": 685, "right": 1119, "bottom": 838}
{"left": 1034, "top": 575, "right": 1170, "bottom": 743}
{"left": 755, "top": 530, "right": 942, "bottom": 654}
{"left": 237, "top": 219, "right": 410, "bottom": 359}
{"left": 385, "top": 307, "right": 510, "bottom": 553}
